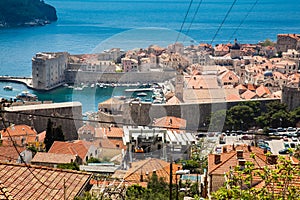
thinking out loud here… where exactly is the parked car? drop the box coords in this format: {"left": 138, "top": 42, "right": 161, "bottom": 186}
{"left": 279, "top": 148, "right": 290, "bottom": 154}
{"left": 258, "top": 143, "right": 271, "bottom": 151}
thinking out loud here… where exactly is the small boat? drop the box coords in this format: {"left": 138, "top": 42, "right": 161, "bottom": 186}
{"left": 137, "top": 92, "right": 147, "bottom": 97}
{"left": 90, "top": 84, "right": 95, "bottom": 88}
{"left": 74, "top": 87, "right": 83, "bottom": 91}
{"left": 63, "top": 83, "right": 68, "bottom": 87}
{"left": 16, "top": 91, "right": 37, "bottom": 101}
{"left": 3, "top": 86, "right": 13, "bottom": 90}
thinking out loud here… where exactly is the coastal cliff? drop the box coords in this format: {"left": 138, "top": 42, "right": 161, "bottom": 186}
{"left": 0, "top": 0, "right": 57, "bottom": 28}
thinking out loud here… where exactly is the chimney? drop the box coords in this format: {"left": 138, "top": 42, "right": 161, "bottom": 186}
{"left": 214, "top": 154, "right": 221, "bottom": 164}
{"left": 140, "top": 174, "right": 143, "bottom": 182}
{"left": 238, "top": 159, "right": 246, "bottom": 169}
{"left": 223, "top": 146, "right": 227, "bottom": 153}
{"left": 267, "top": 155, "right": 278, "bottom": 165}
{"left": 237, "top": 150, "right": 243, "bottom": 159}
{"left": 247, "top": 145, "right": 252, "bottom": 152}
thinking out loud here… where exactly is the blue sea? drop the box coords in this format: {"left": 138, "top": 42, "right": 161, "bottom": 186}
{"left": 0, "top": 0, "right": 300, "bottom": 112}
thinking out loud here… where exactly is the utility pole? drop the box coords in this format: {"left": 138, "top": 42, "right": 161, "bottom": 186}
{"left": 169, "top": 156, "right": 172, "bottom": 200}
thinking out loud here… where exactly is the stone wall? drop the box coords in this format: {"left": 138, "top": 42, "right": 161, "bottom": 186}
{"left": 65, "top": 71, "right": 176, "bottom": 84}
{"left": 2, "top": 102, "right": 82, "bottom": 140}
{"left": 120, "top": 99, "right": 278, "bottom": 131}
{"left": 282, "top": 86, "right": 300, "bottom": 110}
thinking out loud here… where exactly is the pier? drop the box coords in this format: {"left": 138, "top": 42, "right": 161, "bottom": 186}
{"left": 0, "top": 76, "right": 32, "bottom": 88}
{"left": 124, "top": 88, "right": 154, "bottom": 92}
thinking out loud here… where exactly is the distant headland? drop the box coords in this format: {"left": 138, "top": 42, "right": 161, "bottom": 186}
{"left": 0, "top": 0, "right": 57, "bottom": 28}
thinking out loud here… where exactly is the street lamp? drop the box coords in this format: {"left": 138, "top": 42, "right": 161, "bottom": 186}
{"left": 175, "top": 169, "right": 190, "bottom": 200}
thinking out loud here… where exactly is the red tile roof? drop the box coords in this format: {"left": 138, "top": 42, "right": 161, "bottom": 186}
{"left": 0, "top": 125, "right": 38, "bottom": 146}
{"left": 0, "top": 125, "right": 37, "bottom": 137}
{"left": 48, "top": 140, "right": 91, "bottom": 161}
{"left": 153, "top": 116, "right": 186, "bottom": 129}
{"left": 123, "top": 158, "right": 181, "bottom": 185}
{"left": 256, "top": 85, "right": 271, "bottom": 97}
{"left": 0, "top": 146, "right": 25, "bottom": 163}
{"left": 31, "top": 152, "right": 77, "bottom": 164}
{"left": 105, "top": 127, "right": 124, "bottom": 138}
{"left": 208, "top": 144, "right": 269, "bottom": 175}
{"left": 241, "top": 89, "right": 257, "bottom": 100}
{"left": 0, "top": 162, "right": 92, "bottom": 200}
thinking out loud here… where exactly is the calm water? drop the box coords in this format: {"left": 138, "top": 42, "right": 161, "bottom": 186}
{"left": 0, "top": 0, "right": 300, "bottom": 112}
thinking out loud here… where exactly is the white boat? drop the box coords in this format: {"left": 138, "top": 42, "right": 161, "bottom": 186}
{"left": 63, "top": 83, "right": 68, "bottom": 87}
{"left": 137, "top": 92, "right": 147, "bottom": 97}
{"left": 90, "top": 84, "right": 95, "bottom": 88}
{"left": 16, "top": 91, "right": 37, "bottom": 101}
{"left": 3, "top": 86, "right": 13, "bottom": 90}
{"left": 74, "top": 87, "right": 83, "bottom": 90}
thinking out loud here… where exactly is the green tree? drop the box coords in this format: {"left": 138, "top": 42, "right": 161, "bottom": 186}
{"left": 57, "top": 162, "right": 79, "bottom": 170}
{"left": 260, "top": 39, "right": 276, "bottom": 47}
{"left": 53, "top": 125, "right": 65, "bottom": 141}
{"left": 226, "top": 105, "right": 255, "bottom": 130}
{"left": 290, "top": 106, "right": 300, "bottom": 126}
{"left": 208, "top": 109, "right": 227, "bottom": 132}
{"left": 87, "top": 157, "right": 101, "bottom": 163}
{"left": 256, "top": 101, "right": 292, "bottom": 128}
{"left": 212, "top": 154, "right": 300, "bottom": 200}
{"left": 44, "top": 118, "right": 54, "bottom": 151}
{"left": 44, "top": 119, "right": 65, "bottom": 151}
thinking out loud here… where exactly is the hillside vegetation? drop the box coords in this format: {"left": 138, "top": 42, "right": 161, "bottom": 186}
{"left": 0, "top": 0, "right": 57, "bottom": 27}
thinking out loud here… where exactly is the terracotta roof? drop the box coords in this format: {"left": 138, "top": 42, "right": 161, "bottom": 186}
{"left": 0, "top": 162, "right": 92, "bottom": 200}
{"left": 37, "top": 131, "right": 46, "bottom": 142}
{"left": 123, "top": 158, "right": 181, "bottom": 185}
{"left": 234, "top": 84, "right": 246, "bottom": 90}
{"left": 0, "top": 125, "right": 38, "bottom": 147}
{"left": 241, "top": 89, "right": 257, "bottom": 100}
{"left": 256, "top": 85, "right": 271, "bottom": 97}
{"left": 246, "top": 84, "right": 256, "bottom": 91}
{"left": 48, "top": 140, "right": 91, "bottom": 161}
{"left": 153, "top": 116, "right": 186, "bottom": 129}
{"left": 31, "top": 152, "right": 77, "bottom": 164}
{"left": 218, "top": 70, "right": 239, "bottom": 85}
{"left": 166, "top": 96, "right": 181, "bottom": 105}
{"left": 99, "top": 138, "right": 126, "bottom": 150}
{"left": 226, "top": 93, "right": 241, "bottom": 101}
{"left": 0, "top": 125, "right": 37, "bottom": 137}
{"left": 208, "top": 144, "right": 268, "bottom": 175}
{"left": 0, "top": 146, "right": 25, "bottom": 163}
{"left": 105, "top": 127, "right": 124, "bottom": 138}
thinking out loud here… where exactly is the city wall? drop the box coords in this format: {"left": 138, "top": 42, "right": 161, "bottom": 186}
{"left": 120, "top": 99, "right": 279, "bottom": 131}
{"left": 65, "top": 71, "right": 176, "bottom": 84}
{"left": 2, "top": 102, "right": 83, "bottom": 140}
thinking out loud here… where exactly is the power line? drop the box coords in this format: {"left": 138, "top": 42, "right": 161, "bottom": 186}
{"left": 182, "top": 0, "right": 204, "bottom": 44}
{"left": 175, "top": 0, "right": 195, "bottom": 43}
{"left": 0, "top": 115, "right": 60, "bottom": 191}
{"left": 210, "top": 0, "right": 238, "bottom": 45}
{"left": 0, "top": 109, "right": 202, "bottom": 132}
{"left": 228, "top": 0, "right": 259, "bottom": 42}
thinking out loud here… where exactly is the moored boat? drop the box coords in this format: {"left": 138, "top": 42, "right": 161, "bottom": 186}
{"left": 16, "top": 91, "right": 37, "bottom": 101}
{"left": 3, "top": 86, "right": 13, "bottom": 90}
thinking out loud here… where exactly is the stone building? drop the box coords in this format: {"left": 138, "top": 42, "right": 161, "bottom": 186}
{"left": 282, "top": 85, "right": 300, "bottom": 110}
{"left": 276, "top": 34, "right": 300, "bottom": 53}
{"left": 32, "top": 52, "right": 69, "bottom": 90}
